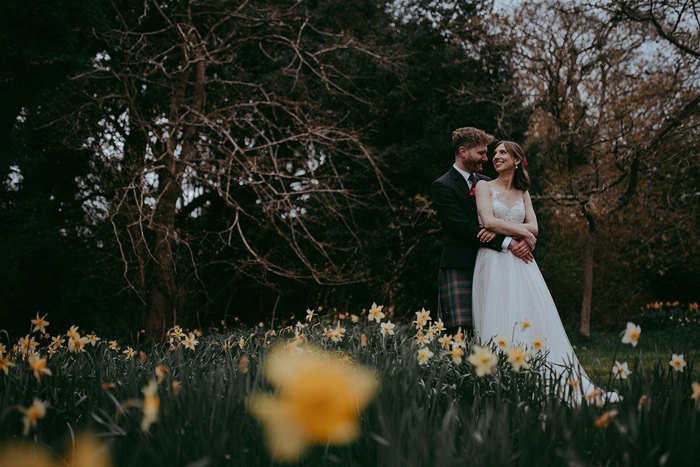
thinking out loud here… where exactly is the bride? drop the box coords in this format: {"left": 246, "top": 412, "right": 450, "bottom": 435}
{"left": 472, "top": 140, "right": 614, "bottom": 401}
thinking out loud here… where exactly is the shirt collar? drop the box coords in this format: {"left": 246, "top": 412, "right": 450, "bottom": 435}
{"left": 452, "top": 163, "right": 473, "bottom": 184}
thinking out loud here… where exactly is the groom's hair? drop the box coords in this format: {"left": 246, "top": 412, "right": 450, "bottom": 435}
{"left": 452, "top": 127, "right": 494, "bottom": 155}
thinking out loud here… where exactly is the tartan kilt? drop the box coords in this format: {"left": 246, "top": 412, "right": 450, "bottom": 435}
{"left": 438, "top": 268, "right": 473, "bottom": 329}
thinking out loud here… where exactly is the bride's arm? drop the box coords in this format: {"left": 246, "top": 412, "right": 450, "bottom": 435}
{"left": 475, "top": 183, "right": 534, "bottom": 239}
{"left": 522, "top": 191, "right": 538, "bottom": 236}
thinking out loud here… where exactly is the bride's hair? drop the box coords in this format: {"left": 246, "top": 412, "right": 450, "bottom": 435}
{"left": 496, "top": 141, "right": 530, "bottom": 191}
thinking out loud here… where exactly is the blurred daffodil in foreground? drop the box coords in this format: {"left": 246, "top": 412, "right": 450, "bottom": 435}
{"left": 248, "top": 344, "right": 379, "bottom": 462}
{"left": 0, "top": 433, "right": 112, "bottom": 467}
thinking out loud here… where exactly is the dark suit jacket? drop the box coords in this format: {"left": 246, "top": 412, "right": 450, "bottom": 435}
{"left": 431, "top": 167, "right": 506, "bottom": 270}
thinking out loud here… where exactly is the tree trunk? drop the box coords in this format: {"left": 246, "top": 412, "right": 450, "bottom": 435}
{"left": 579, "top": 213, "right": 596, "bottom": 338}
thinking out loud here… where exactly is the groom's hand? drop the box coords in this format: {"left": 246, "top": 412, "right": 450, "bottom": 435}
{"left": 509, "top": 239, "right": 534, "bottom": 263}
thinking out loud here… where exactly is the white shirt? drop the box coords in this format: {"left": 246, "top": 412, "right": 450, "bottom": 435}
{"left": 453, "top": 163, "right": 511, "bottom": 252}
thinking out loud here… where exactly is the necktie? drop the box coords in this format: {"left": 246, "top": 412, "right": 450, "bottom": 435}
{"left": 467, "top": 173, "right": 476, "bottom": 190}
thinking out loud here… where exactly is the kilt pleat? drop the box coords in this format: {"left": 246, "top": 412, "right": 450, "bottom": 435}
{"left": 438, "top": 268, "right": 473, "bottom": 329}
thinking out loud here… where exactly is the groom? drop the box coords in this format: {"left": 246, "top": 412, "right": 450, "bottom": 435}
{"left": 432, "top": 127, "right": 533, "bottom": 337}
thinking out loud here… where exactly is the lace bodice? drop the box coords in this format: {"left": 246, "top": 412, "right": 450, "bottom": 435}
{"left": 478, "top": 183, "right": 525, "bottom": 225}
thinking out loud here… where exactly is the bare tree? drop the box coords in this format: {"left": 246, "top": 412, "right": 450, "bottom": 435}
{"left": 505, "top": 0, "right": 699, "bottom": 336}
{"left": 72, "top": 0, "right": 399, "bottom": 337}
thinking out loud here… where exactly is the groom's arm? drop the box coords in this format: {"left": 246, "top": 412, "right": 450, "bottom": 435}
{"left": 431, "top": 180, "right": 505, "bottom": 251}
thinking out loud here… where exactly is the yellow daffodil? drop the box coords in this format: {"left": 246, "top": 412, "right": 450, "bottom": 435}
{"left": 612, "top": 361, "right": 631, "bottom": 379}
{"left": 670, "top": 354, "right": 686, "bottom": 372}
{"left": 416, "top": 347, "right": 434, "bottom": 365}
{"left": 380, "top": 321, "right": 395, "bottom": 336}
{"left": 621, "top": 322, "right": 641, "bottom": 347}
{"left": 467, "top": 345, "right": 498, "bottom": 377}
{"left": 51, "top": 336, "right": 64, "bottom": 349}
{"left": 691, "top": 382, "right": 700, "bottom": 409}
{"left": 506, "top": 345, "right": 531, "bottom": 372}
{"left": 68, "top": 335, "right": 88, "bottom": 353}
{"left": 438, "top": 335, "right": 453, "bottom": 349}
{"left": 20, "top": 398, "right": 47, "bottom": 435}
{"left": 140, "top": 380, "right": 160, "bottom": 432}
{"left": 248, "top": 344, "right": 379, "bottom": 462}
{"left": 0, "top": 354, "right": 15, "bottom": 375}
{"left": 367, "top": 303, "right": 385, "bottom": 323}
{"left": 18, "top": 335, "right": 38, "bottom": 356}
{"left": 594, "top": 410, "right": 618, "bottom": 428}
{"left": 585, "top": 389, "right": 604, "bottom": 407}
{"left": 31, "top": 313, "right": 49, "bottom": 334}
{"left": 123, "top": 347, "right": 135, "bottom": 360}
{"left": 448, "top": 345, "right": 464, "bottom": 365}
{"left": 66, "top": 325, "right": 80, "bottom": 340}
{"left": 107, "top": 341, "right": 119, "bottom": 351}
{"left": 350, "top": 314, "right": 360, "bottom": 323}
{"left": 27, "top": 353, "right": 51, "bottom": 382}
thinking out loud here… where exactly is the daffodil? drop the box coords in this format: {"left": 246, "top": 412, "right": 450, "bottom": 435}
{"left": 305, "top": 309, "right": 315, "bottom": 322}
{"left": 51, "top": 336, "right": 64, "bottom": 349}
{"left": 594, "top": 410, "right": 618, "bottom": 428}
{"left": 0, "top": 354, "right": 15, "bottom": 375}
{"left": 416, "top": 347, "right": 434, "bottom": 365}
{"left": 20, "top": 399, "right": 47, "bottom": 435}
{"left": 612, "top": 361, "right": 631, "bottom": 379}
{"left": 248, "top": 344, "right": 379, "bottom": 462}
{"left": 27, "top": 353, "right": 51, "bottom": 382}
{"left": 506, "top": 345, "right": 530, "bottom": 372}
{"left": 494, "top": 335, "right": 508, "bottom": 350}
{"left": 520, "top": 321, "right": 531, "bottom": 331}
{"left": 585, "top": 389, "right": 604, "bottom": 407}
{"left": 670, "top": 354, "right": 686, "bottom": 372}
{"left": 380, "top": 321, "right": 395, "bottom": 336}
{"left": 467, "top": 345, "right": 498, "bottom": 377}
{"left": 18, "top": 335, "right": 38, "bottom": 356}
{"left": 123, "top": 347, "right": 135, "bottom": 360}
{"left": 415, "top": 308, "right": 431, "bottom": 322}
{"left": 367, "top": 303, "right": 385, "bottom": 323}
{"left": 691, "top": 382, "right": 700, "bottom": 409}
{"left": 433, "top": 320, "right": 445, "bottom": 333}
{"left": 438, "top": 335, "right": 453, "bottom": 349}
{"left": 107, "top": 341, "right": 119, "bottom": 351}
{"left": 87, "top": 334, "right": 100, "bottom": 346}
{"left": 68, "top": 335, "right": 88, "bottom": 353}
{"left": 66, "top": 325, "right": 80, "bottom": 340}
{"left": 350, "top": 314, "right": 359, "bottom": 323}
{"left": 621, "top": 322, "right": 641, "bottom": 347}
{"left": 31, "top": 313, "right": 49, "bottom": 334}
{"left": 182, "top": 334, "right": 199, "bottom": 350}
{"left": 415, "top": 331, "right": 431, "bottom": 345}
{"left": 448, "top": 345, "right": 464, "bottom": 365}
{"left": 140, "top": 380, "right": 160, "bottom": 432}
{"left": 531, "top": 336, "right": 546, "bottom": 352}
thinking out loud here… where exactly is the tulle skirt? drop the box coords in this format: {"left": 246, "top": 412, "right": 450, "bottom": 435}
{"left": 472, "top": 248, "right": 615, "bottom": 401}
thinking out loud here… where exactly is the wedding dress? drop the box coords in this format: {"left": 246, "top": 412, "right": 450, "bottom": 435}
{"left": 472, "top": 183, "right": 616, "bottom": 402}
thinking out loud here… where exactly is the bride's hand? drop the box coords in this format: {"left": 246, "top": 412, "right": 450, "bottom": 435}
{"left": 521, "top": 230, "right": 537, "bottom": 250}
{"left": 477, "top": 228, "right": 496, "bottom": 243}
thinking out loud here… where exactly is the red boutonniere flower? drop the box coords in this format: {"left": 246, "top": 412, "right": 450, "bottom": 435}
{"left": 470, "top": 186, "right": 476, "bottom": 196}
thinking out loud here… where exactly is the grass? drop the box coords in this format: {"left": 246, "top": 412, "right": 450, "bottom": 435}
{"left": 1, "top": 311, "right": 699, "bottom": 466}
{"left": 569, "top": 326, "right": 700, "bottom": 382}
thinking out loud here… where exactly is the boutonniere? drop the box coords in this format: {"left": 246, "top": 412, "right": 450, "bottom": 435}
{"left": 469, "top": 186, "right": 476, "bottom": 196}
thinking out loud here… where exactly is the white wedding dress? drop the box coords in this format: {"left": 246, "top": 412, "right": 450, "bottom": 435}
{"left": 473, "top": 183, "right": 615, "bottom": 402}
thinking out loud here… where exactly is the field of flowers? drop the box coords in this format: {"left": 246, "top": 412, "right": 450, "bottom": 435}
{"left": 1, "top": 305, "right": 699, "bottom": 466}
